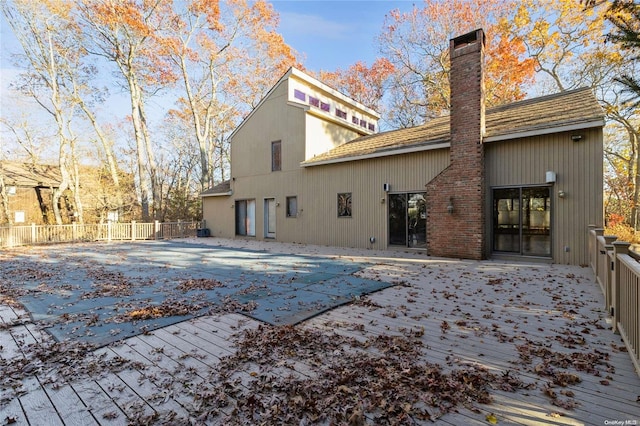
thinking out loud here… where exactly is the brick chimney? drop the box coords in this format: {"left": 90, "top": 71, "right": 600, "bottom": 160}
{"left": 426, "top": 29, "right": 486, "bottom": 260}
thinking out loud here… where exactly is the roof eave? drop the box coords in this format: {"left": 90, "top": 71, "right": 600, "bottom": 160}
{"left": 201, "top": 191, "right": 233, "bottom": 198}
{"left": 484, "top": 119, "right": 605, "bottom": 143}
{"left": 301, "top": 140, "right": 450, "bottom": 168}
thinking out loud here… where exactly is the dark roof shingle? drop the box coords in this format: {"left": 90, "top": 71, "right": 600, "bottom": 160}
{"left": 0, "top": 162, "right": 61, "bottom": 187}
{"left": 201, "top": 180, "right": 231, "bottom": 196}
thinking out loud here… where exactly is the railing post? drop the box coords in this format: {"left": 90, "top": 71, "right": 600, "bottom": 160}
{"left": 612, "top": 241, "right": 631, "bottom": 334}
{"left": 31, "top": 223, "right": 36, "bottom": 244}
{"left": 107, "top": 221, "right": 112, "bottom": 242}
{"left": 588, "top": 225, "right": 597, "bottom": 271}
{"left": 594, "top": 228, "right": 605, "bottom": 283}
{"left": 603, "top": 236, "right": 617, "bottom": 313}
{"left": 131, "top": 220, "right": 136, "bottom": 241}
{"left": 155, "top": 220, "right": 160, "bottom": 240}
{"left": 72, "top": 222, "right": 78, "bottom": 241}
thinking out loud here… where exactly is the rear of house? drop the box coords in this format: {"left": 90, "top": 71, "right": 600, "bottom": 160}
{"left": 202, "top": 29, "right": 604, "bottom": 266}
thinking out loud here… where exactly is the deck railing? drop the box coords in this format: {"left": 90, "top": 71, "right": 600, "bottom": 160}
{"left": 0, "top": 220, "right": 201, "bottom": 248}
{"left": 589, "top": 225, "right": 640, "bottom": 377}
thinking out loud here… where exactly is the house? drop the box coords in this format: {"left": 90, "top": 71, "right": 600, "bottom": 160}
{"left": 0, "top": 161, "right": 133, "bottom": 225}
{"left": 201, "top": 29, "right": 604, "bottom": 265}
{"left": 0, "top": 161, "right": 64, "bottom": 224}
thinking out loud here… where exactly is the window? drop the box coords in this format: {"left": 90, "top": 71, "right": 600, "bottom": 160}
{"left": 235, "top": 199, "right": 256, "bottom": 236}
{"left": 360, "top": 119, "right": 367, "bottom": 127}
{"left": 320, "top": 101, "right": 330, "bottom": 112}
{"left": 286, "top": 196, "right": 298, "bottom": 217}
{"left": 336, "top": 108, "right": 347, "bottom": 119}
{"left": 271, "top": 140, "right": 281, "bottom": 171}
{"left": 14, "top": 211, "right": 25, "bottom": 223}
{"left": 368, "top": 123, "right": 375, "bottom": 131}
{"left": 294, "top": 89, "right": 306, "bottom": 101}
{"left": 309, "top": 96, "right": 320, "bottom": 107}
{"left": 337, "top": 193, "right": 352, "bottom": 217}
{"left": 352, "top": 116, "right": 359, "bottom": 124}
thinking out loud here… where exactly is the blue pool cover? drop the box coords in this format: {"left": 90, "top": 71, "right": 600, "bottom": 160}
{"left": 4, "top": 241, "right": 391, "bottom": 347}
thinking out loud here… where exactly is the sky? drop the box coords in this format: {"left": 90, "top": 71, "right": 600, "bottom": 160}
{"left": 272, "top": 0, "right": 413, "bottom": 72}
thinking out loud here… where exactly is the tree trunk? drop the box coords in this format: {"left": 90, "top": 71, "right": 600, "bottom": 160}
{"left": 127, "top": 76, "right": 152, "bottom": 221}
{"left": 0, "top": 172, "right": 11, "bottom": 225}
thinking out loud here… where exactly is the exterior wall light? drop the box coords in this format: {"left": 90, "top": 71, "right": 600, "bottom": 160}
{"left": 545, "top": 171, "right": 556, "bottom": 183}
{"left": 447, "top": 197, "right": 454, "bottom": 214}
{"left": 558, "top": 190, "right": 566, "bottom": 199}
{"left": 571, "top": 134, "right": 583, "bottom": 142}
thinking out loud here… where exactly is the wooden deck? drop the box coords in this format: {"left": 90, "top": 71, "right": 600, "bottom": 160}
{"left": 1, "top": 253, "right": 640, "bottom": 425}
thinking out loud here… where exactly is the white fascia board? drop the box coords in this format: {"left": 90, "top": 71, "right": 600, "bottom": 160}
{"left": 483, "top": 119, "right": 605, "bottom": 143}
{"left": 201, "top": 191, "right": 233, "bottom": 198}
{"left": 301, "top": 141, "right": 450, "bottom": 168}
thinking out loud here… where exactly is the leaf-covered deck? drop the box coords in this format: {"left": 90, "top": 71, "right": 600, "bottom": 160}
{"left": 1, "top": 239, "right": 639, "bottom": 425}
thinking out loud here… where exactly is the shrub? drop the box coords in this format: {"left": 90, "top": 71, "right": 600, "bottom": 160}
{"left": 605, "top": 223, "right": 640, "bottom": 244}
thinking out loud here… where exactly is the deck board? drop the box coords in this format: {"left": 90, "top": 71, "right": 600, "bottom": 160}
{"left": 71, "top": 379, "right": 128, "bottom": 424}
{"left": 2, "top": 248, "right": 640, "bottom": 425}
{"left": 18, "top": 384, "right": 64, "bottom": 426}
{"left": 42, "top": 383, "right": 98, "bottom": 426}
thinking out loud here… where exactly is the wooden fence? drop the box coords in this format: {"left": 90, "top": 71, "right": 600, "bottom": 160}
{"left": 589, "top": 225, "right": 640, "bottom": 377}
{"left": 0, "top": 221, "right": 202, "bottom": 248}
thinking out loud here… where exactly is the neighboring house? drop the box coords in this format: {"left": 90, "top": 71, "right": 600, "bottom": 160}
{"left": 0, "top": 161, "right": 65, "bottom": 225}
{"left": 0, "top": 161, "right": 130, "bottom": 225}
{"left": 201, "top": 29, "right": 604, "bottom": 265}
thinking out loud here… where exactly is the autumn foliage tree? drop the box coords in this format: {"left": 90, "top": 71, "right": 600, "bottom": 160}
{"left": 318, "top": 58, "right": 395, "bottom": 114}
{"left": 77, "top": 0, "right": 178, "bottom": 221}
{"left": 377, "top": 0, "right": 535, "bottom": 127}
{"left": 161, "top": 0, "right": 300, "bottom": 191}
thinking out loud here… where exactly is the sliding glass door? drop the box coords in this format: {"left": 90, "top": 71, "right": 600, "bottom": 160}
{"left": 493, "top": 186, "right": 551, "bottom": 257}
{"left": 235, "top": 199, "right": 255, "bottom": 236}
{"left": 389, "top": 193, "right": 426, "bottom": 248}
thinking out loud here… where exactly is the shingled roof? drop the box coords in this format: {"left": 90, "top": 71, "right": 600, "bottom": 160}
{"left": 302, "top": 87, "right": 604, "bottom": 166}
{"left": 201, "top": 180, "right": 232, "bottom": 197}
{"left": 1, "top": 161, "right": 61, "bottom": 187}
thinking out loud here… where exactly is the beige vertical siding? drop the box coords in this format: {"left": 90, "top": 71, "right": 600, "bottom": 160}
{"left": 484, "top": 128, "right": 603, "bottom": 265}
{"left": 203, "top": 147, "right": 450, "bottom": 249}
{"left": 202, "top": 195, "right": 235, "bottom": 238}
{"left": 301, "top": 150, "right": 450, "bottom": 249}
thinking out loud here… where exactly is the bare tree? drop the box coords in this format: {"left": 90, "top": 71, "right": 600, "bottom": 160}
{"left": 2, "top": 0, "right": 84, "bottom": 224}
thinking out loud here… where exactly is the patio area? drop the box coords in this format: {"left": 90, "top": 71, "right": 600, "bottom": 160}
{"left": 1, "top": 238, "right": 639, "bottom": 425}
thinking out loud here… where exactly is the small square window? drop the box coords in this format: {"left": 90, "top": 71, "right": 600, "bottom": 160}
{"left": 320, "top": 101, "right": 330, "bottom": 112}
{"left": 271, "top": 140, "right": 281, "bottom": 171}
{"left": 352, "top": 116, "right": 359, "bottom": 124}
{"left": 336, "top": 109, "right": 347, "bottom": 119}
{"left": 368, "top": 123, "right": 375, "bottom": 131}
{"left": 294, "top": 89, "right": 306, "bottom": 102}
{"left": 286, "top": 196, "right": 297, "bottom": 217}
{"left": 309, "top": 96, "right": 320, "bottom": 107}
{"left": 360, "top": 119, "right": 367, "bottom": 127}
{"left": 337, "top": 193, "right": 352, "bottom": 218}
